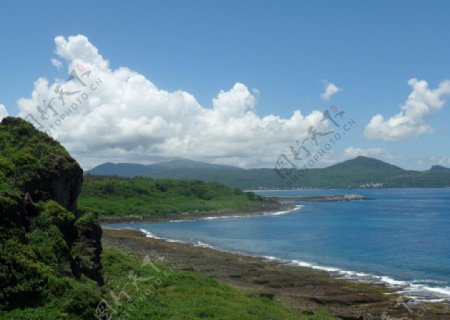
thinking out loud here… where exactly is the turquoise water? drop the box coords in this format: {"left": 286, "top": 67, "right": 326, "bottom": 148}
{"left": 105, "top": 188, "right": 450, "bottom": 302}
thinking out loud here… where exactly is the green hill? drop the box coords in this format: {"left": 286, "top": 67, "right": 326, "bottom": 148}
{"left": 428, "top": 165, "right": 450, "bottom": 172}
{"left": 87, "top": 156, "right": 450, "bottom": 189}
{"left": 325, "top": 156, "right": 404, "bottom": 173}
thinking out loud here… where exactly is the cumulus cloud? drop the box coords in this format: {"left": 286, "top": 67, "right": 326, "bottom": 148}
{"left": 18, "top": 35, "right": 333, "bottom": 169}
{"left": 365, "top": 78, "right": 450, "bottom": 141}
{"left": 0, "top": 104, "right": 8, "bottom": 120}
{"left": 320, "top": 82, "right": 341, "bottom": 101}
{"left": 51, "top": 58, "right": 63, "bottom": 70}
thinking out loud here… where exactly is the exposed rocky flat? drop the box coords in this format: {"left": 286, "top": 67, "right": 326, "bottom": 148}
{"left": 103, "top": 229, "right": 450, "bottom": 320}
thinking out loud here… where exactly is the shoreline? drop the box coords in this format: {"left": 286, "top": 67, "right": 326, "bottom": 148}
{"left": 98, "top": 193, "right": 370, "bottom": 224}
{"left": 98, "top": 203, "right": 296, "bottom": 224}
{"left": 110, "top": 225, "right": 450, "bottom": 305}
{"left": 102, "top": 228, "right": 450, "bottom": 320}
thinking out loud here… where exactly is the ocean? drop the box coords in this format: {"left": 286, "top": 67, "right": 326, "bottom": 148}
{"left": 105, "top": 188, "right": 450, "bottom": 303}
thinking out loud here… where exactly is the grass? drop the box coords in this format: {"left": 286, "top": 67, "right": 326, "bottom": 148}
{"left": 100, "top": 249, "right": 337, "bottom": 320}
{"left": 79, "top": 176, "right": 265, "bottom": 217}
{"left": 0, "top": 248, "right": 337, "bottom": 320}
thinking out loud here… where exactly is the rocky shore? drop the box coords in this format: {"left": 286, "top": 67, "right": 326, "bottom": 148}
{"left": 103, "top": 228, "right": 449, "bottom": 320}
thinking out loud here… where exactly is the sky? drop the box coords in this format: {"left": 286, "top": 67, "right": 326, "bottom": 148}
{"left": 1, "top": 0, "right": 450, "bottom": 170}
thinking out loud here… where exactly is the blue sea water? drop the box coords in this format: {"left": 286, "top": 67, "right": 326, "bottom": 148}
{"left": 105, "top": 188, "right": 450, "bottom": 302}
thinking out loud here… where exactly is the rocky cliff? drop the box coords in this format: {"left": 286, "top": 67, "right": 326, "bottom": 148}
{"left": 0, "top": 117, "right": 83, "bottom": 211}
{"left": 0, "top": 117, "right": 103, "bottom": 317}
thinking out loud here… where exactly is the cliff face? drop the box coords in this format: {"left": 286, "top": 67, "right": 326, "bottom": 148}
{"left": 21, "top": 157, "right": 83, "bottom": 212}
{"left": 1, "top": 117, "right": 83, "bottom": 211}
{"left": 0, "top": 117, "right": 103, "bottom": 314}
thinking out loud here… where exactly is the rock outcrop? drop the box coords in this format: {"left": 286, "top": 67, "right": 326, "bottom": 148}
{"left": 0, "top": 117, "right": 103, "bottom": 313}
{"left": 1, "top": 117, "right": 83, "bottom": 211}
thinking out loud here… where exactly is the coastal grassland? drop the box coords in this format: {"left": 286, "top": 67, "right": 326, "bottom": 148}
{"left": 79, "top": 175, "right": 266, "bottom": 217}
{"left": 0, "top": 245, "right": 337, "bottom": 320}
{"left": 101, "top": 249, "right": 336, "bottom": 320}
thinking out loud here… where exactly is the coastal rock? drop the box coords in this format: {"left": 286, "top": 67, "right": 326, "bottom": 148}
{"left": 0, "top": 117, "right": 103, "bottom": 312}
{"left": 1, "top": 117, "right": 83, "bottom": 211}
{"left": 71, "top": 214, "right": 104, "bottom": 284}
{"left": 22, "top": 162, "right": 83, "bottom": 212}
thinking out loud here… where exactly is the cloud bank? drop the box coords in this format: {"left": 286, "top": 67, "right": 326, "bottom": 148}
{"left": 18, "top": 35, "right": 333, "bottom": 169}
{"left": 365, "top": 78, "right": 450, "bottom": 141}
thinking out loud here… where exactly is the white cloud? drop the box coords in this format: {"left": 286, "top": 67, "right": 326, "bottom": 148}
{"left": 51, "top": 58, "right": 63, "bottom": 70}
{"left": 344, "top": 147, "right": 400, "bottom": 161}
{"left": 18, "top": 35, "right": 333, "bottom": 169}
{"left": 365, "top": 78, "right": 450, "bottom": 141}
{"left": 320, "top": 82, "right": 341, "bottom": 101}
{"left": 0, "top": 104, "right": 8, "bottom": 120}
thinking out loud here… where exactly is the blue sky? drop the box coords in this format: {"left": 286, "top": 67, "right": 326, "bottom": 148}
{"left": 1, "top": 0, "right": 450, "bottom": 169}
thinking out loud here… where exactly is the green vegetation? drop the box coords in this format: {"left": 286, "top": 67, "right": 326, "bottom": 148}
{"left": 100, "top": 249, "right": 336, "bottom": 320}
{"left": 0, "top": 117, "right": 102, "bottom": 319}
{"left": 88, "top": 156, "right": 450, "bottom": 189}
{"left": 0, "top": 117, "right": 78, "bottom": 191}
{"left": 1, "top": 247, "right": 337, "bottom": 320}
{"left": 79, "top": 175, "right": 265, "bottom": 217}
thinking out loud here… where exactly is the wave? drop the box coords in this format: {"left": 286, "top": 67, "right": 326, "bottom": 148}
{"left": 139, "top": 229, "right": 232, "bottom": 253}
{"left": 193, "top": 240, "right": 216, "bottom": 249}
{"left": 262, "top": 256, "right": 450, "bottom": 303}
{"left": 139, "top": 228, "right": 162, "bottom": 239}
{"left": 138, "top": 228, "right": 187, "bottom": 244}
{"left": 168, "top": 205, "right": 304, "bottom": 222}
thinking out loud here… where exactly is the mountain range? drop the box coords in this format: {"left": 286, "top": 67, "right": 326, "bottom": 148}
{"left": 86, "top": 157, "right": 450, "bottom": 189}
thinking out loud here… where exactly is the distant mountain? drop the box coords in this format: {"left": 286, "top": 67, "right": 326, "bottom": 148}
{"left": 428, "top": 165, "right": 450, "bottom": 172}
{"left": 89, "top": 162, "right": 150, "bottom": 177}
{"left": 151, "top": 159, "right": 240, "bottom": 170}
{"left": 87, "top": 159, "right": 242, "bottom": 178}
{"left": 326, "top": 156, "right": 404, "bottom": 173}
{"left": 86, "top": 157, "right": 450, "bottom": 189}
